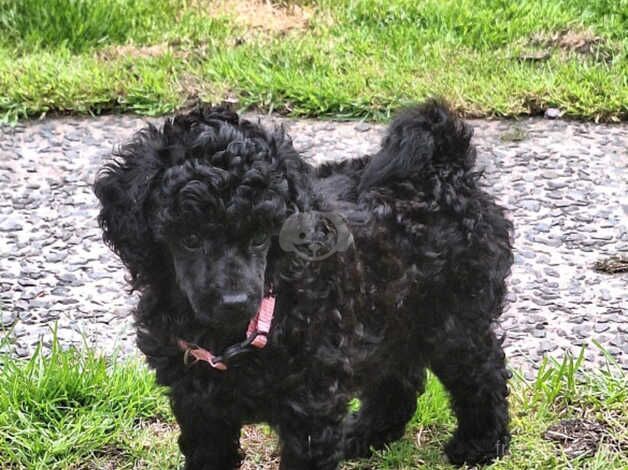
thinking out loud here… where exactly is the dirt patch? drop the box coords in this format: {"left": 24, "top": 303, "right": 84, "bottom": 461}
{"left": 593, "top": 255, "right": 628, "bottom": 274}
{"left": 500, "top": 127, "right": 528, "bottom": 142}
{"left": 97, "top": 41, "right": 213, "bottom": 62}
{"left": 517, "top": 50, "right": 551, "bottom": 62}
{"left": 544, "top": 418, "right": 609, "bottom": 458}
{"left": 97, "top": 44, "right": 172, "bottom": 61}
{"left": 527, "top": 28, "right": 615, "bottom": 63}
{"left": 199, "top": 0, "right": 313, "bottom": 36}
{"left": 240, "top": 424, "right": 280, "bottom": 470}
{"left": 139, "top": 418, "right": 179, "bottom": 438}
{"left": 79, "top": 445, "right": 128, "bottom": 470}
{"left": 521, "top": 94, "right": 546, "bottom": 116}
{"left": 553, "top": 30, "right": 605, "bottom": 54}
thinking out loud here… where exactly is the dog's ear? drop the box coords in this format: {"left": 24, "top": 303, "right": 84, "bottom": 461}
{"left": 94, "top": 126, "right": 165, "bottom": 290}
{"left": 284, "top": 156, "right": 316, "bottom": 212}
{"left": 273, "top": 129, "right": 317, "bottom": 213}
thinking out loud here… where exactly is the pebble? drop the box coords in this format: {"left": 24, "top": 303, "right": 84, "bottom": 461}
{"left": 0, "top": 113, "right": 626, "bottom": 375}
{"left": 594, "top": 324, "right": 611, "bottom": 333}
{"left": 544, "top": 108, "right": 563, "bottom": 119}
{"left": 520, "top": 200, "right": 541, "bottom": 212}
{"left": 0, "top": 217, "right": 22, "bottom": 231}
{"left": 14, "top": 344, "right": 30, "bottom": 357}
{"left": 1, "top": 310, "right": 16, "bottom": 327}
{"left": 354, "top": 122, "right": 371, "bottom": 132}
{"left": 538, "top": 340, "right": 558, "bottom": 353}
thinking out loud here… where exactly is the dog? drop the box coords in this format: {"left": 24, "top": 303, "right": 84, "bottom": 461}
{"left": 94, "top": 99, "right": 513, "bottom": 469}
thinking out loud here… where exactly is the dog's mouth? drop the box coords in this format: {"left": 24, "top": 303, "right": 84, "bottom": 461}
{"left": 194, "top": 307, "right": 256, "bottom": 330}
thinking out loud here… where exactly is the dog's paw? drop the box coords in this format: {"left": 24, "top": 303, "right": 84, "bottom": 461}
{"left": 444, "top": 432, "right": 510, "bottom": 466}
{"left": 341, "top": 412, "right": 371, "bottom": 460}
{"left": 342, "top": 411, "right": 409, "bottom": 461}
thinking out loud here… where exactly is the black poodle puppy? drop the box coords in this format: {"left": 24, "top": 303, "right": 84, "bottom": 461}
{"left": 94, "top": 100, "right": 513, "bottom": 469}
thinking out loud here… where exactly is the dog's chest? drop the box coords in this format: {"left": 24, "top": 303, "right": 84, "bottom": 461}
{"left": 196, "top": 356, "right": 288, "bottom": 420}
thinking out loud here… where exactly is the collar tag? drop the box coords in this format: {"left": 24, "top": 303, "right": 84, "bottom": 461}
{"left": 246, "top": 295, "right": 276, "bottom": 348}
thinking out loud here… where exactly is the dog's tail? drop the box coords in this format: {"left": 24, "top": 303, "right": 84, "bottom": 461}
{"left": 358, "top": 99, "right": 475, "bottom": 193}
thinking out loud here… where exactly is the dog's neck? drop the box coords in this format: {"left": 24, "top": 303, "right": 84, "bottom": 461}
{"left": 190, "top": 321, "right": 250, "bottom": 352}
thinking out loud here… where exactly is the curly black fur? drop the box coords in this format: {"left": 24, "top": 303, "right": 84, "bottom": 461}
{"left": 94, "top": 100, "right": 513, "bottom": 469}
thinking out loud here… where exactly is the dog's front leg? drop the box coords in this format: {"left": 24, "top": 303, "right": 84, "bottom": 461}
{"left": 275, "top": 388, "right": 346, "bottom": 470}
{"left": 171, "top": 390, "right": 243, "bottom": 470}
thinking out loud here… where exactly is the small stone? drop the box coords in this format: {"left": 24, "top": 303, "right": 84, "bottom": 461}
{"left": 56, "top": 273, "right": 77, "bottom": 284}
{"left": 538, "top": 237, "right": 562, "bottom": 248}
{"left": 520, "top": 250, "right": 536, "bottom": 259}
{"left": 12, "top": 323, "right": 28, "bottom": 337}
{"left": 29, "top": 299, "right": 49, "bottom": 308}
{"left": 14, "top": 344, "right": 30, "bottom": 357}
{"left": 605, "top": 346, "right": 621, "bottom": 357}
{"left": 599, "top": 290, "right": 611, "bottom": 302}
{"left": 354, "top": 122, "right": 371, "bottom": 132}
{"left": 51, "top": 286, "right": 70, "bottom": 295}
{"left": 45, "top": 252, "right": 68, "bottom": 263}
{"left": 541, "top": 171, "right": 559, "bottom": 180}
{"left": 544, "top": 108, "right": 563, "bottom": 119}
{"left": 538, "top": 341, "right": 558, "bottom": 353}
{"left": 547, "top": 181, "right": 567, "bottom": 190}
{"left": 0, "top": 310, "right": 16, "bottom": 326}
{"left": 0, "top": 217, "right": 22, "bottom": 232}
{"left": 543, "top": 267, "right": 559, "bottom": 277}
{"left": 520, "top": 200, "right": 541, "bottom": 212}
{"left": 594, "top": 324, "right": 610, "bottom": 333}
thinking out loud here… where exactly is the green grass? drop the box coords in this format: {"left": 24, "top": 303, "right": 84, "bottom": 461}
{"left": 0, "top": 0, "right": 182, "bottom": 53}
{"left": 1, "top": 334, "right": 626, "bottom": 469}
{"left": 0, "top": 0, "right": 626, "bottom": 122}
{"left": 0, "top": 333, "right": 177, "bottom": 469}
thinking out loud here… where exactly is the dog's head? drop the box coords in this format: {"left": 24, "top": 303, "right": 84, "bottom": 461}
{"left": 94, "top": 107, "right": 314, "bottom": 328}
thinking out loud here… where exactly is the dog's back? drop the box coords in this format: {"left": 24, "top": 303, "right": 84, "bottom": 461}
{"left": 314, "top": 99, "right": 513, "bottom": 341}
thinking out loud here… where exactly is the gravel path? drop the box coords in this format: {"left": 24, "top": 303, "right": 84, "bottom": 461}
{"left": 0, "top": 114, "right": 626, "bottom": 375}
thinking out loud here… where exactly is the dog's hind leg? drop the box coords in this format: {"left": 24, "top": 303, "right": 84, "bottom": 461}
{"left": 342, "top": 372, "right": 425, "bottom": 460}
{"left": 428, "top": 326, "right": 511, "bottom": 466}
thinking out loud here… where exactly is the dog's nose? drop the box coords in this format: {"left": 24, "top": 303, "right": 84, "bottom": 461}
{"left": 221, "top": 292, "right": 249, "bottom": 307}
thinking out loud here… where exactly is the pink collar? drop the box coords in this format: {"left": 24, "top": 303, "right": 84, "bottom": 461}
{"left": 178, "top": 295, "right": 276, "bottom": 371}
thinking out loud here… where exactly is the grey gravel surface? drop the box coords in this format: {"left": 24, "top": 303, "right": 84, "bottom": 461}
{"left": 0, "top": 113, "right": 626, "bottom": 376}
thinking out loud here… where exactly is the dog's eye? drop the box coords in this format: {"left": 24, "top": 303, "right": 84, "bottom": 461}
{"left": 182, "top": 233, "right": 202, "bottom": 250}
{"left": 250, "top": 232, "right": 269, "bottom": 249}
